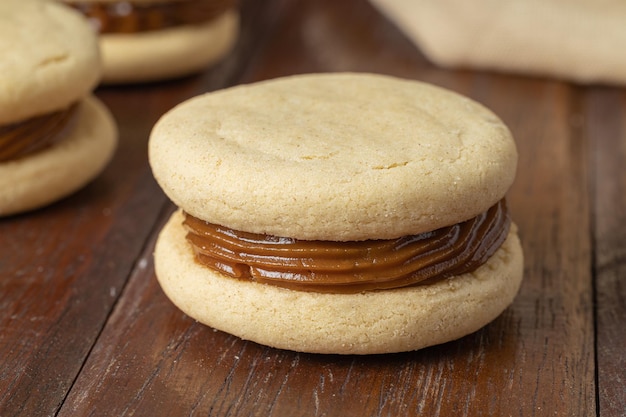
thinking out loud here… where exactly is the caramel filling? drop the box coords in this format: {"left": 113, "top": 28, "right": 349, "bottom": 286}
{"left": 66, "top": 0, "right": 237, "bottom": 34}
{"left": 0, "top": 104, "right": 79, "bottom": 162}
{"left": 183, "top": 199, "right": 511, "bottom": 293}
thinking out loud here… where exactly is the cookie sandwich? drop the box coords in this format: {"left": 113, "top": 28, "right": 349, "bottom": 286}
{"left": 63, "top": 0, "right": 239, "bottom": 84}
{"left": 149, "top": 73, "right": 524, "bottom": 354}
{"left": 0, "top": 0, "right": 117, "bottom": 217}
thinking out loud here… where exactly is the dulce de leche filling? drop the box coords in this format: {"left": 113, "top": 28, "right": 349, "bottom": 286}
{"left": 182, "top": 199, "right": 511, "bottom": 293}
{"left": 0, "top": 104, "right": 79, "bottom": 162}
{"left": 66, "top": 0, "right": 237, "bottom": 34}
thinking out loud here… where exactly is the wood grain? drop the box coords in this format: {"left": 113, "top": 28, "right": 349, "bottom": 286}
{"left": 586, "top": 88, "right": 626, "bottom": 417}
{"left": 0, "top": 97, "right": 166, "bottom": 417}
{"left": 0, "top": 1, "right": 266, "bottom": 414}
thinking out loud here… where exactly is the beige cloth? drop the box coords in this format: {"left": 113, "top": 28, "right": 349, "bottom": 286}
{"left": 369, "top": 0, "right": 626, "bottom": 85}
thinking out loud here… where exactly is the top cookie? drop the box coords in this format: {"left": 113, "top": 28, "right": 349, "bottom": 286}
{"left": 0, "top": 0, "right": 101, "bottom": 125}
{"left": 149, "top": 73, "right": 517, "bottom": 241}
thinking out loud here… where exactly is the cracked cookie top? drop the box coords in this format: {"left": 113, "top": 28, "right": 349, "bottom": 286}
{"left": 149, "top": 72, "right": 517, "bottom": 241}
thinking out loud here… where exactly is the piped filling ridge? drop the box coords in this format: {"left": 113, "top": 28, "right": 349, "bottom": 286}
{"left": 65, "top": 0, "right": 237, "bottom": 33}
{"left": 182, "top": 199, "right": 511, "bottom": 293}
{"left": 0, "top": 104, "right": 79, "bottom": 162}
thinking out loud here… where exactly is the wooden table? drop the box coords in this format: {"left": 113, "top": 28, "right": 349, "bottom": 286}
{"left": 2, "top": 0, "right": 625, "bottom": 415}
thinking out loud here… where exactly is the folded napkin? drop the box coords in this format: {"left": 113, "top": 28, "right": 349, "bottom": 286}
{"left": 370, "top": 0, "right": 626, "bottom": 85}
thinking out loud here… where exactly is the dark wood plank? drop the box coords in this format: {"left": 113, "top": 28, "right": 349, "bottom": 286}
{"left": 55, "top": 0, "right": 599, "bottom": 416}
{"left": 0, "top": 98, "right": 167, "bottom": 417}
{"left": 586, "top": 88, "right": 626, "bottom": 417}
{"left": 491, "top": 79, "right": 596, "bottom": 416}
{"left": 237, "top": 0, "right": 431, "bottom": 82}
{"left": 0, "top": 2, "right": 264, "bottom": 414}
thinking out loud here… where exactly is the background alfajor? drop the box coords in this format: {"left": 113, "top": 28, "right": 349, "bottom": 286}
{"left": 0, "top": 0, "right": 117, "bottom": 217}
{"left": 149, "top": 73, "right": 524, "bottom": 354}
{"left": 62, "top": 0, "right": 240, "bottom": 84}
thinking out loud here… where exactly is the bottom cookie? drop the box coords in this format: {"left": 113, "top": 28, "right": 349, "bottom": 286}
{"left": 100, "top": 10, "right": 239, "bottom": 84}
{"left": 154, "top": 210, "right": 524, "bottom": 355}
{"left": 0, "top": 95, "right": 117, "bottom": 216}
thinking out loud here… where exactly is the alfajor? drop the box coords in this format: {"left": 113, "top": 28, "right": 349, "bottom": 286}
{"left": 63, "top": 0, "right": 240, "bottom": 84}
{"left": 149, "top": 73, "right": 524, "bottom": 355}
{"left": 0, "top": 0, "right": 117, "bottom": 217}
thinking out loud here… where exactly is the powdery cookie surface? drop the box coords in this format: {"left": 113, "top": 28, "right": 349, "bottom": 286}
{"left": 149, "top": 73, "right": 517, "bottom": 241}
{"left": 154, "top": 210, "right": 524, "bottom": 355}
{"left": 0, "top": 95, "right": 117, "bottom": 216}
{"left": 99, "top": 10, "right": 239, "bottom": 84}
{"left": 0, "top": 0, "right": 101, "bottom": 124}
